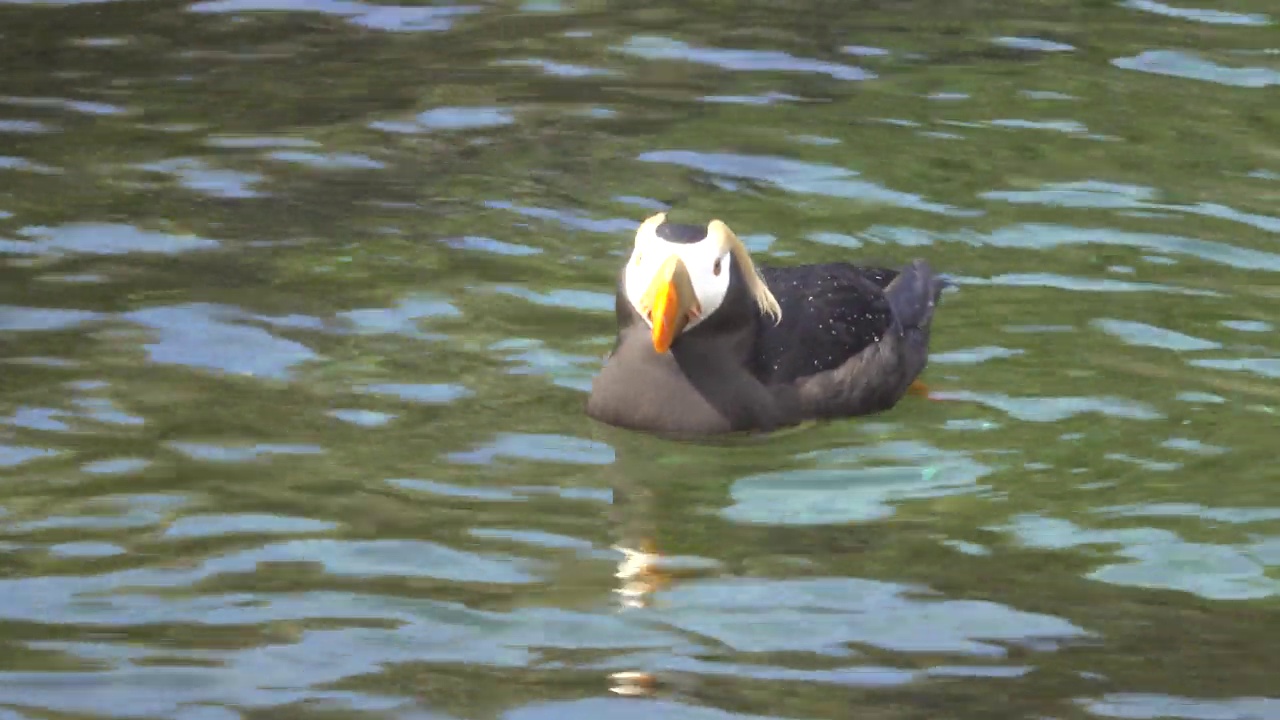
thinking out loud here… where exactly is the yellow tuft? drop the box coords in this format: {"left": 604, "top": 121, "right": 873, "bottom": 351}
{"left": 634, "top": 212, "right": 667, "bottom": 249}
{"left": 707, "top": 219, "right": 782, "bottom": 324}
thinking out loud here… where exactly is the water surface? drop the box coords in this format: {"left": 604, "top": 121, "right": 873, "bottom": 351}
{"left": 0, "top": 0, "right": 1278, "bottom": 718}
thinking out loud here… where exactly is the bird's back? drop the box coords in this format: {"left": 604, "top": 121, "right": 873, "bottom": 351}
{"left": 752, "top": 263, "right": 902, "bottom": 385}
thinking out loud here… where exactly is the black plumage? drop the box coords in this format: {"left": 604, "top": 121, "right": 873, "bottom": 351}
{"left": 585, "top": 218, "right": 947, "bottom": 436}
{"left": 753, "top": 264, "right": 898, "bottom": 385}
{"left": 655, "top": 222, "right": 708, "bottom": 244}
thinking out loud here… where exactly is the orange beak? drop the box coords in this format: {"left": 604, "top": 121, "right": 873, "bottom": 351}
{"left": 640, "top": 255, "right": 700, "bottom": 353}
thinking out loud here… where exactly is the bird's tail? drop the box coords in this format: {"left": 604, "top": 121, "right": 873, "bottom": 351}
{"left": 884, "top": 259, "right": 947, "bottom": 331}
{"left": 884, "top": 259, "right": 949, "bottom": 396}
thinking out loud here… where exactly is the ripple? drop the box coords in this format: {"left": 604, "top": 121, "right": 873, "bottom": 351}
{"left": 841, "top": 45, "right": 890, "bottom": 57}
{"left": 0, "top": 155, "right": 59, "bottom": 173}
{"left": 495, "top": 58, "right": 618, "bottom": 78}
{"left": 387, "top": 477, "right": 523, "bottom": 501}
{"left": 1099, "top": 503, "right": 1280, "bottom": 524}
{"left": 81, "top": 457, "right": 152, "bottom": 475}
{"left": 1113, "top": 50, "right": 1280, "bottom": 88}
{"left": 700, "top": 91, "right": 803, "bottom": 105}
{"left": 492, "top": 338, "right": 598, "bottom": 391}
{"left": 392, "top": 477, "right": 610, "bottom": 505}
{"left": 126, "top": 304, "right": 317, "bottom": 379}
{"left": 1003, "top": 514, "right": 1280, "bottom": 600}
{"left": 617, "top": 35, "right": 874, "bottom": 81}
{"left": 3, "top": 407, "right": 70, "bottom": 432}
{"left": 443, "top": 235, "right": 542, "bottom": 256}
{"left": 468, "top": 527, "right": 595, "bottom": 551}
{"left": 0, "top": 119, "right": 54, "bottom": 134}
{"left": 0, "top": 0, "right": 122, "bottom": 5}
{"left": 484, "top": 200, "right": 636, "bottom": 234}
{"left": 993, "top": 36, "right": 1075, "bottom": 52}
{"left": 935, "top": 391, "right": 1162, "bottom": 422}
{"left": 266, "top": 150, "right": 384, "bottom": 170}
{"left": 623, "top": 655, "right": 928, "bottom": 687}
{"left": 327, "top": 408, "right": 396, "bottom": 427}
{"left": 11, "top": 223, "right": 219, "bottom": 256}
{"left": 1092, "top": 318, "right": 1221, "bottom": 351}
{"left": 807, "top": 230, "right": 863, "bottom": 248}
{"left": 1106, "top": 453, "right": 1182, "bottom": 472}
{"left": 964, "top": 272, "right": 1207, "bottom": 295}
{"left": 0, "top": 357, "right": 78, "bottom": 369}
{"left": 987, "top": 118, "right": 1091, "bottom": 134}
{"left": 204, "top": 135, "right": 319, "bottom": 149}
{"left": 1121, "top": 0, "right": 1272, "bottom": 26}
{"left": 1220, "top": 320, "right": 1272, "bottom": 332}
{"left": 660, "top": 577, "right": 1088, "bottom": 656}
{"left": 446, "top": 433, "right": 614, "bottom": 465}
{"left": 987, "top": 181, "right": 1153, "bottom": 208}
{"left": 1081, "top": 693, "right": 1280, "bottom": 719}
{"left": 136, "top": 157, "right": 264, "bottom": 198}
{"left": 790, "top": 133, "right": 841, "bottom": 145}
{"left": 931, "top": 346, "right": 1025, "bottom": 364}
{"left": 1, "top": 392, "right": 141, "bottom": 433}
{"left": 944, "top": 419, "right": 1002, "bottom": 433}
{"left": 963, "top": 222, "right": 1280, "bottom": 273}
{"left": 169, "top": 441, "right": 324, "bottom": 462}
{"left": 359, "top": 382, "right": 471, "bottom": 404}
{"left": 337, "top": 293, "right": 460, "bottom": 338}
{"left": 516, "top": 698, "right": 822, "bottom": 720}
{"left": 638, "top": 150, "right": 970, "bottom": 215}
{"left": 308, "top": 539, "right": 542, "bottom": 581}
{"left": 71, "top": 36, "right": 131, "bottom": 47}
{"left": 164, "top": 513, "right": 338, "bottom": 539}
{"left": 1022, "top": 90, "right": 1078, "bottom": 100}
{"left": 372, "top": 106, "right": 514, "bottom": 133}
{"left": 861, "top": 225, "right": 942, "bottom": 246}
{"left": 492, "top": 285, "right": 614, "bottom": 312}
{"left": 0, "top": 553, "right": 541, "bottom": 629}
{"left": 0, "top": 95, "right": 128, "bottom": 116}
{"left": 0, "top": 445, "right": 61, "bottom": 467}
{"left": 1189, "top": 357, "right": 1280, "bottom": 379}
{"left": 189, "top": 0, "right": 480, "bottom": 33}
{"left": 0, "top": 600, "right": 683, "bottom": 716}
{"left": 1176, "top": 391, "right": 1226, "bottom": 404}
{"left": 0, "top": 306, "right": 102, "bottom": 332}
{"left": 348, "top": 3, "right": 479, "bottom": 31}
{"left": 75, "top": 396, "right": 143, "bottom": 427}
{"left": 724, "top": 441, "right": 991, "bottom": 524}
{"left": 49, "top": 542, "right": 126, "bottom": 558}
{"left": 10, "top": 494, "right": 185, "bottom": 533}
{"left": 1160, "top": 437, "right": 1228, "bottom": 455}
{"left": 984, "top": 181, "right": 1280, "bottom": 234}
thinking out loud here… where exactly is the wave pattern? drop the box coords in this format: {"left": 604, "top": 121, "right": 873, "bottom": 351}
{"left": 0, "top": 0, "right": 1276, "bottom": 718}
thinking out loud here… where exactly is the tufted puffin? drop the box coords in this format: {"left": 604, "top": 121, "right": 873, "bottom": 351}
{"left": 585, "top": 212, "right": 947, "bottom": 436}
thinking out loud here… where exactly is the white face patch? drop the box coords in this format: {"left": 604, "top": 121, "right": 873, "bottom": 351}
{"left": 623, "top": 224, "right": 733, "bottom": 331}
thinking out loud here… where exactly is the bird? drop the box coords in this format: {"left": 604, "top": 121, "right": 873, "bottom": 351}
{"left": 585, "top": 212, "right": 947, "bottom": 436}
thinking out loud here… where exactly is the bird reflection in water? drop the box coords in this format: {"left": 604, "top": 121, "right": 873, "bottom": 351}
{"left": 608, "top": 539, "right": 667, "bottom": 697}
{"left": 613, "top": 540, "right": 668, "bottom": 610}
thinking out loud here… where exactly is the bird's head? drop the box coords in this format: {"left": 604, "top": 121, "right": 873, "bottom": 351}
{"left": 623, "top": 212, "right": 781, "bottom": 353}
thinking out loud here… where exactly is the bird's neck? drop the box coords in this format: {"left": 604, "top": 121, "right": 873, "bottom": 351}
{"left": 671, "top": 315, "right": 759, "bottom": 370}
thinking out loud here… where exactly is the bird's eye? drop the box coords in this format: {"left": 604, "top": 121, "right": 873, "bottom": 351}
{"left": 633, "top": 253, "right": 642, "bottom": 265}
{"left": 713, "top": 257, "right": 723, "bottom": 276}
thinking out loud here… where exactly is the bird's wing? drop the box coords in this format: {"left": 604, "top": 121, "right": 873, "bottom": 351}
{"left": 753, "top": 263, "right": 899, "bottom": 385}
{"left": 765, "top": 260, "right": 945, "bottom": 419}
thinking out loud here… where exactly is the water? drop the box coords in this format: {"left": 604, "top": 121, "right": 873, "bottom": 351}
{"left": 0, "top": 0, "right": 1277, "bottom": 718}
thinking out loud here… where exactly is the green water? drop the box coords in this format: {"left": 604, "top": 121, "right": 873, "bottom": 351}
{"left": 1, "top": 0, "right": 1278, "bottom": 718}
